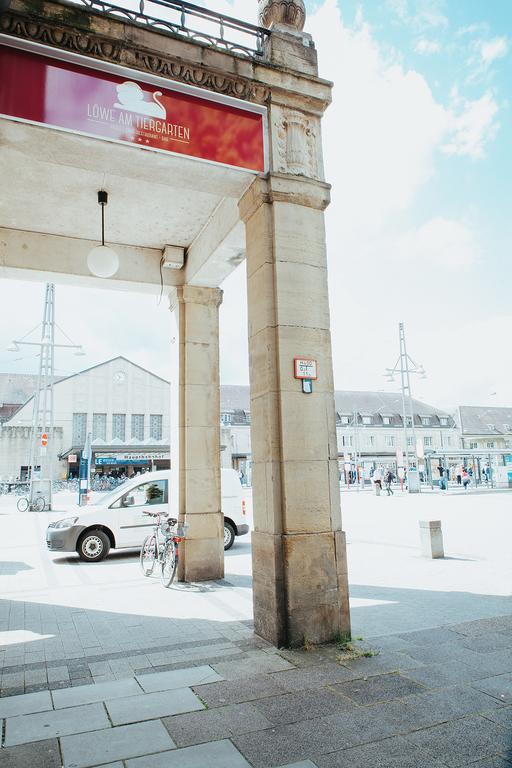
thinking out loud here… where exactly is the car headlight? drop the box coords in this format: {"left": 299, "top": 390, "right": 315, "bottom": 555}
{"left": 53, "top": 517, "right": 78, "bottom": 529}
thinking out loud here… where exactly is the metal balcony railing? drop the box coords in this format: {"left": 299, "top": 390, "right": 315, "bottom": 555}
{"left": 73, "top": 0, "right": 270, "bottom": 57}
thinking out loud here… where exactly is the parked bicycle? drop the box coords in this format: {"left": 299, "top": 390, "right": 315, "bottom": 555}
{"left": 17, "top": 491, "right": 46, "bottom": 512}
{"left": 140, "top": 510, "right": 188, "bottom": 587}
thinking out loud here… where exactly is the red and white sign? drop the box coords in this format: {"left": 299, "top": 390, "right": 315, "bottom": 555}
{"left": 293, "top": 358, "right": 318, "bottom": 380}
{"left": 41, "top": 433, "right": 48, "bottom": 447}
{"left": 68, "top": 454, "right": 78, "bottom": 464}
{"left": 0, "top": 41, "right": 267, "bottom": 173}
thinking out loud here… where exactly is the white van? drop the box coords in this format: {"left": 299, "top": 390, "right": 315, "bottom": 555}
{"left": 46, "top": 468, "right": 249, "bottom": 562}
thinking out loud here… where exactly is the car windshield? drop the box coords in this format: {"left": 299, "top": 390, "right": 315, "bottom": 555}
{"left": 91, "top": 482, "right": 131, "bottom": 507}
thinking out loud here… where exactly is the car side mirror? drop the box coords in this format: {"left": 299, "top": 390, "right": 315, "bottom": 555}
{"left": 124, "top": 495, "right": 135, "bottom": 507}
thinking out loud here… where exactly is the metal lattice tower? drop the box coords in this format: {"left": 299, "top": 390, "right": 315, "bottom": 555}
{"left": 28, "top": 283, "right": 56, "bottom": 510}
{"left": 385, "top": 322, "right": 426, "bottom": 471}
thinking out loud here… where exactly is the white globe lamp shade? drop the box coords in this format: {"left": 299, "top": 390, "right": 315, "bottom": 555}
{"left": 87, "top": 245, "right": 119, "bottom": 278}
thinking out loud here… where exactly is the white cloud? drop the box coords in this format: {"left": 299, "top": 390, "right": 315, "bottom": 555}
{"left": 443, "top": 92, "right": 499, "bottom": 159}
{"left": 480, "top": 36, "right": 508, "bottom": 64}
{"left": 396, "top": 217, "right": 481, "bottom": 269}
{"left": 414, "top": 39, "right": 441, "bottom": 54}
{"left": 386, "top": 0, "right": 448, "bottom": 31}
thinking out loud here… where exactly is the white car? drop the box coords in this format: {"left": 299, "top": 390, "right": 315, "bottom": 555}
{"left": 46, "top": 468, "right": 249, "bottom": 562}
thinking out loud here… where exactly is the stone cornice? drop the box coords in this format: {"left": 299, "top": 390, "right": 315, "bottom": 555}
{"left": 239, "top": 173, "right": 331, "bottom": 222}
{"left": 0, "top": 9, "right": 271, "bottom": 104}
{"left": 0, "top": 3, "right": 332, "bottom": 112}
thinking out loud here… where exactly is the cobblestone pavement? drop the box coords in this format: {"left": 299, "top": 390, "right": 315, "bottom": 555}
{"left": 0, "top": 616, "right": 511, "bottom": 766}
{"left": 0, "top": 492, "right": 511, "bottom": 765}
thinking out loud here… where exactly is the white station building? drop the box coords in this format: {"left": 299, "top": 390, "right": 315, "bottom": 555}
{"left": 0, "top": 357, "right": 170, "bottom": 480}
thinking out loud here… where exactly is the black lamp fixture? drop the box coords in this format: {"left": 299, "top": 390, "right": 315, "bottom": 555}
{"left": 87, "top": 190, "right": 119, "bottom": 278}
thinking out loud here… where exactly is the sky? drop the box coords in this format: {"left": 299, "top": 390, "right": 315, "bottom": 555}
{"left": 0, "top": 0, "right": 510, "bottom": 411}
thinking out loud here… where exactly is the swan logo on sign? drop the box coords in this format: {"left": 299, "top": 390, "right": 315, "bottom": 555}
{"left": 114, "top": 81, "right": 166, "bottom": 120}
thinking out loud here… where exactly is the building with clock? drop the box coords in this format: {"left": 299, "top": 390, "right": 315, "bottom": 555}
{"left": 0, "top": 357, "right": 170, "bottom": 481}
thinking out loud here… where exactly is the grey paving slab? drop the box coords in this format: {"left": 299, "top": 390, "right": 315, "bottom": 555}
{"left": 126, "top": 738, "right": 252, "bottom": 767}
{"left": 341, "top": 650, "right": 423, "bottom": 675}
{"left": 0, "top": 738, "right": 62, "bottom": 768}
{"left": 193, "top": 673, "right": 285, "bottom": 707}
{"left": 136, "top": 664, "right": 222, "bottom": 693}
{"left": 60, "top": 720, "right": 175, "bottom": 768}
{"left": 4, "top": 702, "right": 110, "bottom": 746}
{"left": 0, "top": 689, "right": 52, "bottom": 718}
{"left": 212, "top": 652, "right": 295, "bottom": 680}
{"left": 163, "top": 701, "right": 272, "bottom": 747}
{"left": 232, "top": 706, "right": 398, "bottom": 768}
{"left": 483, "top": 705, "right": 512, "bottom": 728}
{"left": 380, "top": 684, "right": 507, "bottom": 734}
{"left": 52, "top": 677, "right": 142, "bottom": 708}
{"left": 270, "top": 663, "right": 360, "bottom": 694}
{"left": 314, "top": 735, "right": 448, "bottom": 768}
{"left": 397, "top": 627, "right": 461, "bottom": 646}
{"left": 402, "top": 659, "right": 486, "bottom": 688}
{"left": 404, "top": 714, "right": 510, "bottom": 767}
{"left": 332, "top": 671, "right": 425, "bottom": 705}
{"left": 467, "top": 759, "right": 512, "bottom": 768}
{"left": 253, "top": 688, "right": 356, "bottom": 725}
{"left": 106, "top": 687, "right": 204, "bottom": 725}
{"left": 274, "top": 763, "right": 319, "bottom": 768}
{"left": 473, "top": 673, "right": 512, "bottom": 703}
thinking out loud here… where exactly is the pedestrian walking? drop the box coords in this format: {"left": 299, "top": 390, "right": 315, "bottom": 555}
{"left": 373, "top": 466, "right": 383, "bottom": 496}
{"left": 384, "top": 468, "right": 394, "bottom": 495}
{"left": 438, "top": 465, "right": 447, "bottom": 491}
{"left": 456, "top": 465, "right": 462, "bottom": 485}
{"left": 462, "top": 469, "right": 471, "bottom": 491}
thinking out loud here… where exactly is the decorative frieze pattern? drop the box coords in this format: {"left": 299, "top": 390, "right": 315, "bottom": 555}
{"left": 0, "top": 11, "right": 270, "bottom": 104}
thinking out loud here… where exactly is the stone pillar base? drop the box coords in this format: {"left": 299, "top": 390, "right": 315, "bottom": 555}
{"left": 252, "top": 530, "right": 350, "bottom": 647}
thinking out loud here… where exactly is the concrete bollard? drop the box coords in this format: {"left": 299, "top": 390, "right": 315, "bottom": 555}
{"left": 419, "top": 520, "right": 444, "bottom": 559}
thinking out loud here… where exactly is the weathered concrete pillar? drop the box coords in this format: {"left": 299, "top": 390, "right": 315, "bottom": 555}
{"left": 170, "top": 285, "right": 224, "bottom": 582}
{"left": 239, "top": 175, "right": 351, "bottom": 647}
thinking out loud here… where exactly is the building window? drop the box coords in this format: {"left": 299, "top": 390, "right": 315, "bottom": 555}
{"left": 131, "top": 414, "right": 145, "bottom": 441}
{"left": 341, "top": 436, "right": 353, "bottom": 447}
{"left": 424, "top": 436, "right": 432, "bottom": 447}
{"left": 72, "top": 413, "right": 87, "bottom": 445}
{"left": 150, "top": 414, "right": 163, "bottom": 441}
{"left": 407, "top": 436, "right": 414, "bottom": 447}
{"left": 446, "top": 436, "right": 452, "bottom": 446}
{"left": 340, "top": 415, "right": 350, "bottom": 425}
{"left": 421, "top": 417, "right": 430, "bottom": 426}
{"left": 92, "top": 413, "right": 106, "bottom": 441}
{"left": 487, "top": 442, "right": 495, "bottom": 449}
{"left": 112, "top": 413, "right": 126, "bottom": 442}
{"left": 440, "top": 417, "right": 448, "bottom": 426}
{"left": 406, "top": 416, "right": 413, "bottom": 427}
{"left": 367, "top": 435, "right": 375, "bottom": 447}
{"left": 503, "top": 424, "right": 511, "bottom": 432}
{"left": 221, "top": 413, "right": 232, "bottom": 425}
{"left": 362, "top": 416, "right": 372, "bottom": 425}
{"left": 469, "top": 441, "right": 478, "bottom": 449}
{"left": 382, "top": 416, "right": 391, "bottom": 425}
{"left": 385, "top": 436, "right": 395, "bottom": 448}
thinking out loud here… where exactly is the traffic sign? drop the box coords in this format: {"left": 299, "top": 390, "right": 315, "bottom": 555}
{"left": 41, "top": 433, "right": 48, "bottom": 447}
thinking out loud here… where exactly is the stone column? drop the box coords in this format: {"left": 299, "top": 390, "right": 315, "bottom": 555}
{"left": 170, "top": 285, "right": 224, "bottom": 582}
{"left": 239, "top": 174, "right": 351, "bottom": 647}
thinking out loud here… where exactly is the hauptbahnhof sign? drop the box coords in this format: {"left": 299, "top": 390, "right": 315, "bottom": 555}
{"left": 0, "top": 39, "right": 267, "bottom": 173}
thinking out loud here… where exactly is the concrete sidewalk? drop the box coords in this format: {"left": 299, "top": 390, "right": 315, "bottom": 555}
{"left": 1, "top": 613, "right": 511, "bottom": 767}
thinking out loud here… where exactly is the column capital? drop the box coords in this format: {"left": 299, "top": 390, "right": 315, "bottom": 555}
{"left": 239, "top": 173, "right": 331, "bottom": 223}
{"left": 169, "top": 285, "right": 223, "bottom": 312}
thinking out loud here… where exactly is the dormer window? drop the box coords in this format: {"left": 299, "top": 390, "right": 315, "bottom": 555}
{"left": 340, "top": 415, "right": 350, "bottom": 425}
{"left": 362, "top": 416, "right": 372, "bottom": 425}
{"left": 440, "top": 417, "right": 448, "bottom": 426}
{"left": 382, "top": 416, "right": 391, "bottom": 425}
{"left": 487, "top": 424, "right": 495, "bottom": 431}
{"left": 421, "top": 417, "right": 430, "bottom": 426}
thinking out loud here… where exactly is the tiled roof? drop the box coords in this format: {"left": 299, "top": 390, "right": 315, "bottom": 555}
{"left": 458, "top": 406, "right": 512, "bottom": 435}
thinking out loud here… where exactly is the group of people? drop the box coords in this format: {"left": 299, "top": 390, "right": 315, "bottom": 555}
{"left": 372, "top": 467, "right": 396, "bottom": 496}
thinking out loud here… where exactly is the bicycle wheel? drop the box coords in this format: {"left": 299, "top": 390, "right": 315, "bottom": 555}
{"left": 17, "top": 497, "right": 29, "bottom": 512}
{"left": 140, "top": 534, "right": 157, "bottom": 577}
{"left": 160, "top": 541, "right": 177, "bottom": 588}
{"left": 33, "top": 497, "right": 45, "bottom": 512}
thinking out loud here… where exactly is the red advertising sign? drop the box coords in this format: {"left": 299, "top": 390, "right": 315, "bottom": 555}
{"left": 0, "top": 42, "right": 266, "bottom": 172}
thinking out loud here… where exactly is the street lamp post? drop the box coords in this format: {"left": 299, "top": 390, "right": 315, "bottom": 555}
{"left": 385, "top": 322, "right": 427, "bottom": 492}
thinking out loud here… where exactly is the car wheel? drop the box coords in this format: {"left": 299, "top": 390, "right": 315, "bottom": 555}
{"left": 223, "top": 521, "right": 235, "bottom": 551}
{"left": 77, "top": 530, "right": 110, "bottom": 562}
